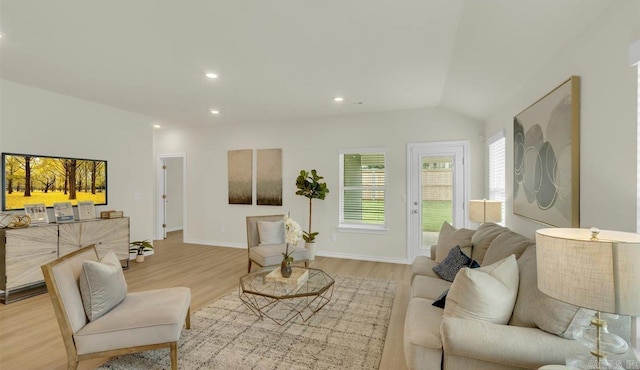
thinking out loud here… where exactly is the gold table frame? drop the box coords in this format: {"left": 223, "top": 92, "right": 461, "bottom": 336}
{"left": 239, "top": 267, "right": 334, "bottom": 326}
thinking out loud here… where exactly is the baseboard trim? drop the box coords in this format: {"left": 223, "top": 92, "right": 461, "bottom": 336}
{"left": 182, "top": 239, "right": 410, "bottom": 264}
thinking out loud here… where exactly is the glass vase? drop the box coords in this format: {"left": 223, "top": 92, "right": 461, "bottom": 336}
{"left": 280, "top": 259, "right": 292, "bottom": 278}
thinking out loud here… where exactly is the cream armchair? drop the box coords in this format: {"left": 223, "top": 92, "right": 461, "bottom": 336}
{"left": 246, "top": 214, "right": 309, "bottom": 272}
{"left": 41, "top": 245, "right": 191, "bottom": 370}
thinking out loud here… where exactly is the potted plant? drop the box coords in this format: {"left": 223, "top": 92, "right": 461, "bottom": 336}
{"left": 295, "top": 169, "right": 329, "bottom": 260}
{"left": 130, "top": 240, "right": 153, "bottom": 263}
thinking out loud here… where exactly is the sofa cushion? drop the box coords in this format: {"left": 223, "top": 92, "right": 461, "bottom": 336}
{"left": 444, "top": 255, "right": 519, "bottom": 325}
{"left": 432, "top": 246, "right": 480, "bottom": 282}
{"left": 470, "top": 222, "right": 508, "bottom": 264}
{"left": 404, "top": 297, "right": 445, "bottom": 370}
{"left": 411, "top": 255, "right": 440, "bottom": 282}
{"left": 411, "top": 275, "right": 452, "bottom": 300}
{"left": 435, "top": 222, "right": 474, "bottom": 263}
{"left": 482, "top": 230, "right": 534, "bottom": 266}
{"left": 74, "top": 287, "right": 191, "bottom": 355}
{"left": 509, "top": 246, "right": 594, "bottom": 338}
{"left": 79, "top": 250, "right": 128, "bottom": 321}
{"left": 249, "top": 244, "right": 308, "bottom": 266}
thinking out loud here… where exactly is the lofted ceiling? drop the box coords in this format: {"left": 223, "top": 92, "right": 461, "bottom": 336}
{"left": 0, "top": 0, "right": 615, "bottom": 129}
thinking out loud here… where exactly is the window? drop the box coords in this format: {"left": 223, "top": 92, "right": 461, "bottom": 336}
{"left": 339, "top": 148, "right": 387, "bottom": 231}
{"left": 488, "top": 131, "right": 506, "bottom": 224}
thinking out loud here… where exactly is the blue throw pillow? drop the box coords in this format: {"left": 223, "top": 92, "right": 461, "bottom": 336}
{"left": 432, "top": 245, "right": 480, "bottom": 282}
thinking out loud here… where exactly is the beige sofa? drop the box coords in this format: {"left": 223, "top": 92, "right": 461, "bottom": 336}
{"left": 404, "top": 223, "right": 633, "bottom": 370}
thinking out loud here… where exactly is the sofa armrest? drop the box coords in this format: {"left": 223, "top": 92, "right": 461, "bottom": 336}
{"left": 440, "top": 317, "right": 582, "bottom": 369}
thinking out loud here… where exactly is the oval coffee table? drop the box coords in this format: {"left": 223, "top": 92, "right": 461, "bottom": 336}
{"left": 239, "top": 267, "right": 334, "bottom": 326}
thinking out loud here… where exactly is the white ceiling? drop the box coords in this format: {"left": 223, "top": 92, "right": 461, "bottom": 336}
{"left": 0, "top": 0, "right": 615, "bottom": 129}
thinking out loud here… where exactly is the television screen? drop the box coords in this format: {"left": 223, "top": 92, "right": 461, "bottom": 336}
{"left": 2, "top": 152, "right": 107, "bottom": 211}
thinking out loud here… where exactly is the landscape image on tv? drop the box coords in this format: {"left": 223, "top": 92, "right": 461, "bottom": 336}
{"left": 2, "top": 153, "right": 107, "bottom": 211}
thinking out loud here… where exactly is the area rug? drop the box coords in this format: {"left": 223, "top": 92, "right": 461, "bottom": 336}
{"left": 99, "top": 274, "right": 397, "bottom": 370}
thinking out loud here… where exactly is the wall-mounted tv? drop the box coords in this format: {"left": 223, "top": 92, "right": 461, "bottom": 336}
{"left": 2, "top": 152, "right": 107, "bottom": 211}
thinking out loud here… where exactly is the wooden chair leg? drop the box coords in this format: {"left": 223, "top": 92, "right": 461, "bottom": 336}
{"left": 170, "top": 342, "right": 178, "bottom": 370}
{"left": 185, "top": 306, "right": 191, "bottom": 329}
{"left": 247, "top": 259, "right": 252, "bottom": 273}
{"left": 67, "top": 359, "right": 78, "bottom": 370}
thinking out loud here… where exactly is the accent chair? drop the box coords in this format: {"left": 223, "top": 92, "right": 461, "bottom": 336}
{"left": 246, "top": 214, "right": 309, "bottom": 272}
{"left": 41, "top": 245, "right": 191, "bottom": 370}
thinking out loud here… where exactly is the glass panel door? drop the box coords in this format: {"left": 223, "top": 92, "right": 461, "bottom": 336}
{"left": 420, "top": 156, "right": 454, "bottom": 248}
{"left": 407, "top": 141, "right": 467, "bottom": 262}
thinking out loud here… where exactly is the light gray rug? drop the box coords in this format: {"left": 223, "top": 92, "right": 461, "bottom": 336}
{"left": 99, "top": 274, "right": 397, "bottom": 370}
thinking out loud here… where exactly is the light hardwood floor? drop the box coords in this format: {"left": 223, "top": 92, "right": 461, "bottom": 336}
{"left": 0, "top": 231, "right": 412, "bottom": 370}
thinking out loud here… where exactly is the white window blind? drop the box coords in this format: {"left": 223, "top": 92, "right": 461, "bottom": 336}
{"left": 488, "top": 131, "right": 506, "bottom": 224}
{"left": 339, "top": 149, "right": 387, "bottom": 231}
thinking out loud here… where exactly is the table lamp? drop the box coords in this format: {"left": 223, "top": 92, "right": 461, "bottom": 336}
{"left": 469, "top": 199, "right": 502, "bottom": 223}
{"left": 536, "top": 228, "right": 640, "bottom": 370}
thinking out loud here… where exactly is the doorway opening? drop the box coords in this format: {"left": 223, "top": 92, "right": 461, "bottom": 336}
{"left": 156, "top": 154, "right": 186, "bottom": 241}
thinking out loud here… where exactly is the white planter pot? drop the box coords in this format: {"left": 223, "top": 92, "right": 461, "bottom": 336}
{"left": 135, "top": 254, "right": 145, "bottom": 263}
{"left": 305, "top": 242, "right": 316, "bottom": 261}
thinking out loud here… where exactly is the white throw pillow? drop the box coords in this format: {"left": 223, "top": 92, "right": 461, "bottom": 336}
{"left": 257, "top": 220, "right": 285, "bottom": 245}
{"left": 443, "top": 254, "right": 519, "bottom": 324}
{"left": 79, "top": 250, "right": 128, "bottom": 321}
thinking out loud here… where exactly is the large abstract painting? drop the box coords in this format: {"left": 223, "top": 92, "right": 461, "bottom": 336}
{"left": 256, "top": 148, "right": 282, "bottom": 206}
{"left": 513, "top": 76, "right": 580, "bottom": 227}
{"left": 228, "top": 149, "right": 253, "bottom": 205}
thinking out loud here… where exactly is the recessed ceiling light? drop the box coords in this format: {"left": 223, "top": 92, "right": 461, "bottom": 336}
{"left": 210, "top": 110, "right": 220, "bottom": 115}
{"left": 333, "top": 97, "right": 344, "bottom": 102}
{"left": 153, "top": 124, "right": 161, "bottom": 128}
{"left": 206, "top": 73, "right": 218, "bottom": 79}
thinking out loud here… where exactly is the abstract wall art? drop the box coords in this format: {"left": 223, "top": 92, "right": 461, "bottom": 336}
{"left": 228, "top": 149, "right": 253, "bottom": 205}
{"left": 513, "top": 76, "right": 580, "bottom": 227}
{"left": 256, "top": 148, "right": 283, "bottom": 206}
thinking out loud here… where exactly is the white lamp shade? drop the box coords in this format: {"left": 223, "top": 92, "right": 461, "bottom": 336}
{"left": 536, "top": 228, "right": 640, "bottom": 316}
{"left": 469, "top": 200, "right": 502, "bottom": 223}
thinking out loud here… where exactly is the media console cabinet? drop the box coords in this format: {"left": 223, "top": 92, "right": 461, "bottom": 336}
{"left": 0, "top": 217, "right": 130, "bottom": 303}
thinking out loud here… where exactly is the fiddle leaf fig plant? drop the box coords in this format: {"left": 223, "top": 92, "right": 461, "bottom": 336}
{"left": 295, "top": 169, "right": 329, "bottom": 243}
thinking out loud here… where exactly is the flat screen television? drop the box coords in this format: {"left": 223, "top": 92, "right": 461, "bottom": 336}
{"left": 2, "top": 152, "right": 107, "bottom": 211}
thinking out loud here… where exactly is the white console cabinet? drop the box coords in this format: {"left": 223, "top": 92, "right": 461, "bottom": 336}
{"left": 0, "top": 217, "right": 130, "bottom": 303}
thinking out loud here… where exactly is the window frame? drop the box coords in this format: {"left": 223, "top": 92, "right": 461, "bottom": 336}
{"left": 338, "top": 147, "right": 388, "bottom": 233}
{"left": 487, "top": 130, "right": 506, "bottom": 225}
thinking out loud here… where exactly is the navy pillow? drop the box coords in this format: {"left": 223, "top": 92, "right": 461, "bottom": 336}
{"left": 432, "top": 245, "right": 480, "bottom": 282}
{"left": 432, "top": 289, "right": 449, "bottom": 308}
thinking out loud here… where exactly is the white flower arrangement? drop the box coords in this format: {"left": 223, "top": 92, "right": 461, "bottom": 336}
{"left": 283, "top": 215, "right": 302, "bottom": 263}
{"left": 284, "top": 215, "right": 302, "bottom": 246}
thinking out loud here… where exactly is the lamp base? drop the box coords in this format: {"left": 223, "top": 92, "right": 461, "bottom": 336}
{"left": 567, "top": 355, "right": 624, "bottom": 370}
{"left": 568, "top": 312, "right": 629, "bottom": 370}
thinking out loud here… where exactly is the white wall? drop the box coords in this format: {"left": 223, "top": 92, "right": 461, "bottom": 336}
{"left": 154, "top": 107, "right": 484, "bottom": 263}
{"left": 165, "top": 157, "right": 184, "bottom": 231}
{"left": 485, "top": 0, "right": 640, "bottom": 238}
{"left": 0, "top": 80, "right": 156, "bottom": 242}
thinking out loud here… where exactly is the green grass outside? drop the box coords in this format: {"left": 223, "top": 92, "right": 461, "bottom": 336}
{"left": 422, "top": 200, "right": 452, "bottom": 232}
{"left": 357, "top": 199, "right": 451, "bottom": 231}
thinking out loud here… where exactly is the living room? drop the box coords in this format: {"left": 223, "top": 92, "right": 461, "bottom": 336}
{"left": 1, "top": 1, "right": 639, "bottom": 369}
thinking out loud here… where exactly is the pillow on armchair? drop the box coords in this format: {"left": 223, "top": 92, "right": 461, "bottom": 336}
{"left": 79, "top": 250, "right": 127, "bottom": 321}
{"left": 257, "top": 220, "right": 285, "bottom": 245}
